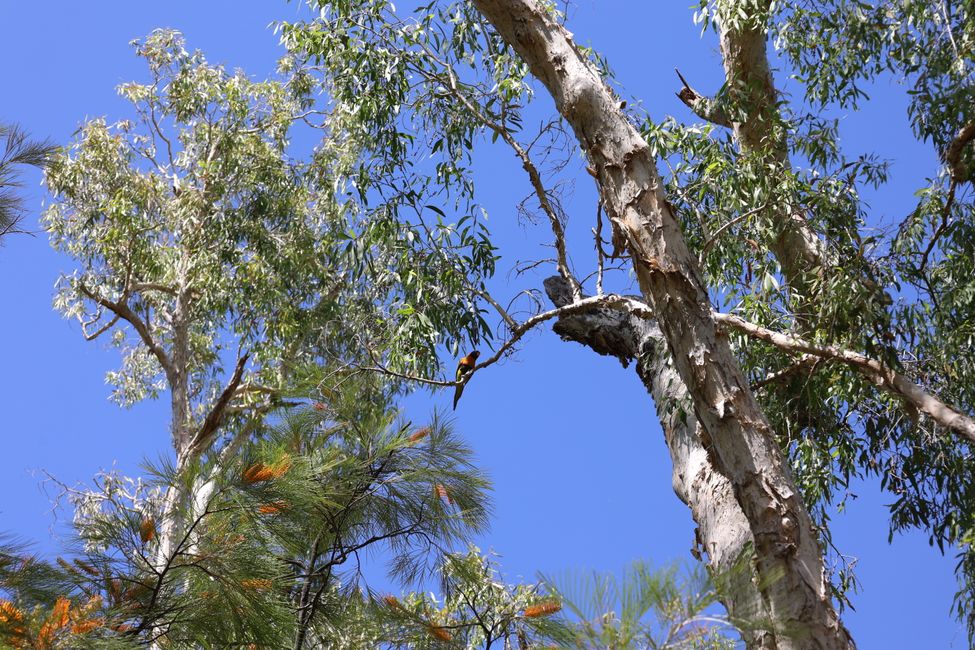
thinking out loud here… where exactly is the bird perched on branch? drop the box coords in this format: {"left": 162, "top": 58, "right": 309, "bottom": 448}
{"left": 453, "top": 350, "right": 480, "bottom": 410}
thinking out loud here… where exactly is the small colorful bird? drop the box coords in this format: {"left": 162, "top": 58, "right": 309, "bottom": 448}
{"left": 453, "top": 350, "right": 480, "bottom": 410}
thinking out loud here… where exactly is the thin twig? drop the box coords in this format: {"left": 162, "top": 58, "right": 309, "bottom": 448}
{"left": 919, "top": 178, "right": 957, "bottom": 273}
{"left": 698, "top": 203, "right": 768, "bottom": 264}
{"left": 413, "top": 42, "right": 584, "bottom": 301}
{"left": 478, "top": 289, "right": 517, "bottom": 329}
{"left": 360, "top": 294, "right": 653, "bottom": 388}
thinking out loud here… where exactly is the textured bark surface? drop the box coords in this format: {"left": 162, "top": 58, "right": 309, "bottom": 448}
{"left": 472, "top": 1, "right": 853, "bottom": 647}
{"left": 546, "top": 277, "right": 774, "bottom": 648}
{"left": 714, "top": 7, "right": 829, "bottom": 299}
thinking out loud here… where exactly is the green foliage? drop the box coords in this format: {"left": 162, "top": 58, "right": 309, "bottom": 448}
{"left": 44, "top": 29, "right": 340, "bottom": 414}
{"left": 541, "top": 561, "right": 736, "bottom": 649}
{"left": 364, "top": 550, "right": 734, "bottom": 649}
{"left": 0, "top": 123, "right": 55, "bottom": 240}
{"left": 376, "top": 548, "right": 569, "bottom": 648}
{"left": 280, "top": 0, "right": 522, "bottom": 376}
{"left": 1, "top": 400, "right": 490, "bottom": 648}
{"left": 770, "top": 0, "right": 975, "bottom": 635}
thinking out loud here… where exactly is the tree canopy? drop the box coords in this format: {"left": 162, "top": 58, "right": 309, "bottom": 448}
{"left": 2, "top": 1, "right": 974, "bottom": 648}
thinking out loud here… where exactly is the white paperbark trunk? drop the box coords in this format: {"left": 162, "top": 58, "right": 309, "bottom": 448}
{"left": 545, "top": 277, "right": 773, "bottom": 648}
{"left": 474, "top": 2, "right": 853, "bottom": 647}
{"left": 714, "top": 5, "right": 829, "bottom": 299}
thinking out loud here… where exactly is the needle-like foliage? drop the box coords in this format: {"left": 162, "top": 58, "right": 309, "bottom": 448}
{"left": 1, "top": 396, "right": 491, "bottom": 649}
{"left": 0, "top": 123, "right": 55, "bottom": 241}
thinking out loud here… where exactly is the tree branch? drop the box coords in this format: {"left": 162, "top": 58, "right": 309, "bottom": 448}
{"left": 675, "top": 68, "right": 732, "bottom": 128}
{"left": 413, "top": 42, "right": 584, "bottom": 301}
{"left": 697, "top": 202, "right": 769, "bottom": 263}
{"left": 81, "top": 311, "right": 121, "bottom": 341}
{"left": 131, "top": 282, "right": 178, "bottom": 296}
{"left": 713, "top": 311, "right": 975, "bottom": 445}
{"left": 185, "top": 353, "right": 251, "bottom": 459}
{"left": 359, "top": 293, "right": 652, "bottom": 388}
{"left": 78, "top": 283, "right": 175, "bottom": 381}
{"left": 945, "top": 120, "right": 975, "bottom": 183}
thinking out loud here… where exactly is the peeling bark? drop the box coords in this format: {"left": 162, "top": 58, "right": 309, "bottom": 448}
{"left": 545, "top": 276, "right": 773, "bottom": 648}
{"left": 472, "top": 1, "right": 853, "bottom": 647}
{"left": 946, "top": 120, "right": 975, "bottom": 183}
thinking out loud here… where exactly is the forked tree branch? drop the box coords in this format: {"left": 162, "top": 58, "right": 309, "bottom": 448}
{"left": 360, "top": 293, "right": 653, "bottom": 388}
{"left": 78, "top": 282, "right": 175, "bottom": 381}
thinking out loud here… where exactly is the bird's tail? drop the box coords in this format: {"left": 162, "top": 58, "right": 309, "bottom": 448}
{"left": 453, "top": 384, "right": 464, "bottom": 410}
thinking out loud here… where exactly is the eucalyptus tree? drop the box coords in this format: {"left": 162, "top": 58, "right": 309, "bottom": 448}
{"left": 40, "top": 25, "right": 500, "bottom": 647}
{"left": 0, "top": 123, "right": 55, "bottom": 241}
{"left": 44, "top": 24, "right": 497, "bottom": 476}
{"left": 278, "top": 0, "right": 975, "bottom": 647}
{"left": 44, "top": 29, "right": 360, "bottom": 578}
{"left": 44, "top": 29, "right": 333, "bottom": 468}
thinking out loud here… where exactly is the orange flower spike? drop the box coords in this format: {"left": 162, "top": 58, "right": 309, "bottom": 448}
{"left": 71, "top": 618, "right": 104, "bottom": 634}
{"left": 434, "top": 484, "right": 452, "bottom": 504}
{"left": 257, "top": 501, "right": 287, "bottom": 515}
{"left": 428, "top": 624, "right": 452, "bottom": 642}
{"left": 312, "top": 401, "right": 327, "bottom": 411}
{"left": 243, "top": 463, "right": 274, "bottom": 484}
{"left": 240, "top": 579, "right": 273, "bottom": 591}
{"left": 523, "top": 601, "right": 561, "bottom": 618}
{"left": 139, "top": 517, "right": 156, "bottom": 544}
{"left": 382, "top": 595, "right": 400, "bottom": 609}
{"left": 409, "top": 427, "right": 431, "bottom": 443}
{"left": 49, "top": 597, "right": 71, "bottom": 629}
{"left": 0, "top": 599, "right": 25, "bottom": 623}
{"left": 73, "top": 559, "right": 100, "bottom": 576}
{"left": 37, "top": 596, "right": 72, "bottom": 647}
{"left": 268, "top": 454, "right": 292, "bottom": 479}
{"left": 107, "top": 579, "right": 122, "bottom": 604}
{"left": 243, "top": 455, "right": 290, "bottom": 484}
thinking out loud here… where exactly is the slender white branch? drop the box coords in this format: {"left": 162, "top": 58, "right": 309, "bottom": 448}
{"left": 82, "top": 311, "right": 121, "bottom": 341}
{"left": 593, "top": 201, "right": 606, "bottom": 295}
{"left": 132, "top": 282, "right": 178, "bottom": 295}
{"left": 362, "top": 293, "right": 652, "bottom": 388}
{"left": 714, "top": 311, "right": 975, "bottom": 445}
{"left": 478, "top": 289, "right": 517, "bottom": 330}
{"left": 698, "top": 203, "right": 769, "bottom": 263}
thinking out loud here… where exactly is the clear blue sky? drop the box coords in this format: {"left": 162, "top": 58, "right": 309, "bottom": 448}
{"left": 0, "top": 1, "right": 965, "bottom": 646}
